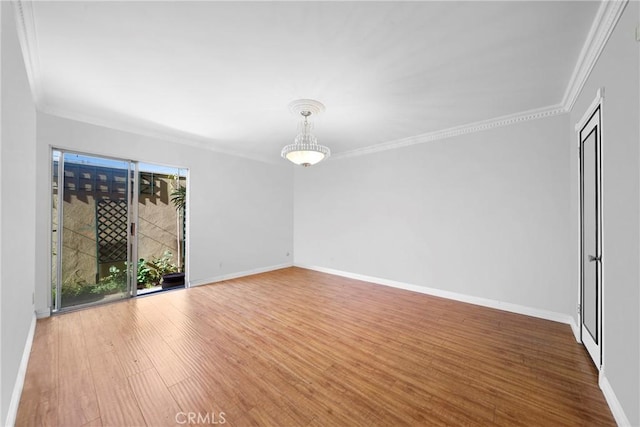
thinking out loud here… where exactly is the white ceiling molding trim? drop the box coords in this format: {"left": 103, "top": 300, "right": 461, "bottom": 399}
{"left": 41, "top": 104, "right": 279, "bottom": 165}
{"left": 561, "top": 0, "right": 628, "bottom": 112}
{"left": 11, "top": 0, "right": 278, "bottom": 164}
{"left": 333, "top": 104, "right": 566, "bottom": 160}
{"left": 11, "top": 0, "right": 44, "bottom": 108}
{"left": 335, "top": 0, "right": 628, "bottom": 161}
{"left": 10, "top": 0, "right": 616, "bottom": 162}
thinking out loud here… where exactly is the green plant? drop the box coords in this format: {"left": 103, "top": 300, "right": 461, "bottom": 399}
{"left": 56, "top": 254, "right": 180, "bottom": 302}
{"left": 135, "top": 251, "right": 179, "bottom": 288}
{"left": 61, "top": 277, "right": 89, "bottom": 297}
{"left": 59, "top": 265, "right": 127, "bottom": 301}
{"left": 170, "top": 186, "right": 186, "bottom": 211}
{"left": 147, "top": 250, "right": 179, "bottom": 277}
{"left": 94, "top": 265, "right": 127, "bottom": 294}
{"left": 137, "top": 258, "right": 158, "bottom": 288}
{"left": 171, "top": 183, "right": 186, "bottom": 272}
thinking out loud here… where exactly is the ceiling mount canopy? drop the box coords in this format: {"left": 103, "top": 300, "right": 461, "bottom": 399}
{"left": 281, "top": 99, "right": 330, "bottom": 167}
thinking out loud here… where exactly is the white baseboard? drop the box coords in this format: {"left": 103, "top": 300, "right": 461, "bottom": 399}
{"left": 569, "top": 317, "right": 581, "bottom": 342}
{"left": 296, "top": 264, "right": 577, "bottom": 329}
{"left": 35, "top": 308, "right": 50, "bottom": 319}
{"left": 188, "top": 262, "right": 293, "bottom": 287}
{"left": 5, "top": 312, "right": 37, "bottom": 427}
{"left": 599, "top": 370, "right": 631, "bottom": 426}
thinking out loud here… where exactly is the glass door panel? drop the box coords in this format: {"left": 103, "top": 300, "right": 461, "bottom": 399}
{"left": 135, "top": 163, "right": 187, "bottom": 295}
{"left": 56, "top": 151, "right": 133, "bottom": 310}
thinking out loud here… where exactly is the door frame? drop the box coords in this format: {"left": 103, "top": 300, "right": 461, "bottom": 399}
{"left": 575, "top": 88, "right": 604, "bottom": 370}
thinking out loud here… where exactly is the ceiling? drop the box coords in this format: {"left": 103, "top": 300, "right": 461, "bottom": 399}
{"left": 20, "top": 1, "right": 600, "bottom": 162}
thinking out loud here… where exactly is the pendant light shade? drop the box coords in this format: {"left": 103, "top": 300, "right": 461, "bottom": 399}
{"left": 281, "top": 100, "right": 330, "bottom": 167}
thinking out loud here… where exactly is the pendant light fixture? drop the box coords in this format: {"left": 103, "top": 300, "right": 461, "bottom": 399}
{"left": 281, "top": 99, "right": 330, "bottom": 167}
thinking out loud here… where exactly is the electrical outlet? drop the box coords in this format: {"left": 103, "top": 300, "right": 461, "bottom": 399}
{"left": 577, "top": 303, "right": 581, "bottom": 314}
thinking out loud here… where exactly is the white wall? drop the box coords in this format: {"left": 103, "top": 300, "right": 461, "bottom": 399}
{"left": 35, "top": 113, "right": 294, "bottom": 314}
{"left": 569, "top": 2, "right": 639, "bottom": 424}
{"left": 1, "top": 1, "right": 37, "bottom": 424}
{"left": 295, "top": 114, "right": 573, "bottom": 317}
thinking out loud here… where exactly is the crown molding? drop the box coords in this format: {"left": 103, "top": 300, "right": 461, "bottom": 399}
{"left": 333, "top": 104, "right": 566, "bottom": 160}
{"left": 11, "top": 0, "right": 44, "bottom": 108}
{"left": 40, "top": 104, "right": 279, "bottom": 165}
{"left": 10, "top": 0, "right": 626, "bottom": 163}
{"left": 561, "top": 0, "right": 628, "bottom": 112}
{"left": 11, "top": 0, "right": 277, "bottom": 164}
{"left": 333, "top": 0, "right": 627, "bottom": 160}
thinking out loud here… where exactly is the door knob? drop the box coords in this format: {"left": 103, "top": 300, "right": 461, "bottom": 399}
{"left": 588, "top": 255, "right": 601, "bottom": 262}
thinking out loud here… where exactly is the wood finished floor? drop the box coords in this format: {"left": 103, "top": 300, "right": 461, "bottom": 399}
{"left": 17, "top": 267, "right": 614, "bottom": 426}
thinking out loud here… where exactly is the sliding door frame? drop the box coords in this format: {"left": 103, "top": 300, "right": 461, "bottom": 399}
{"left": 130, "top": 161, "right": 139, "bottom": 298}
{"left": 49, "top": 146, "right": 190, "bottom": 313}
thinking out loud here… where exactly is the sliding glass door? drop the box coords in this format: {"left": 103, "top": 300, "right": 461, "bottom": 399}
{"left": 52, "top": 150, "right": 135, "bottom": 311}
{"left": 51, "top": 149, "right": 188, "bottom": 312}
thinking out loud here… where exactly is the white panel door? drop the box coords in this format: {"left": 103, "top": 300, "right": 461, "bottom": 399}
{"left": 578, "top": 101, "right": 602, "bottom": 369}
